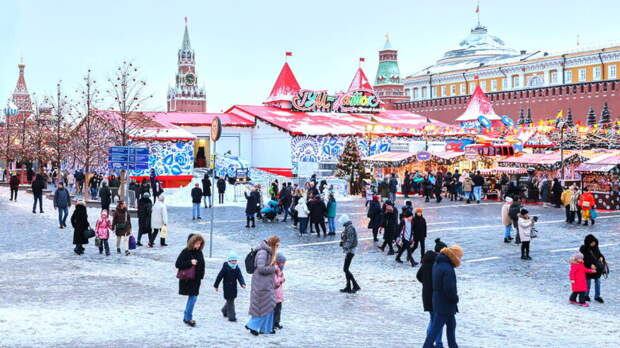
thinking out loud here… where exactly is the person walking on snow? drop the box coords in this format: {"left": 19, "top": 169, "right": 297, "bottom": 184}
{"left": 339, "top": 214, "right": 360, "bottom": 293}
{"left": 388, "top": 174, "right": 398, "bottom": 202}
{"left": 411, "top": 208, "right": 428, "bottom": 261}
{"left": 112, "top": 201, "right": 132, "bottom": 256}
{"left": 326, "top": 193, "right": 337, "bottom": 235}
{"left": 246, "top": 236, "right": 280, "bottom": 336}
{"left": 518, "top": 209, "right": 534, "bottom": 260}
{"left": 472, "top": 171, "right": 484, "bottom": 203}
{"left": 217, "top": 176, "right": 226, "bottom": 204}
{"left": 95, "top": 210, "right": 112, "bottom": 256}
{"left": 367, "top": 195, "right": 383, "bottom": 242}
{"left": 509, "top": 198, "right": 522, "bottom": 244}
{"left": 417, "top": 238, "right": 448, "bottom": 348}
{"left": 569, "top": 252, "right": 596, "bottom": 306}
{"left": 9, "top": 172, "right": 19, "bottom": 201}
{"left": 378, "top": 200, "right": 398, "bottom": 255}
{"left": 176, "top": 233, "right": 206, "bottom": 327}
{"left": 54, "top": 182, "right": 72, "bottom": 229}
{"left": 31, "top": 173, "right": 45, "bottom": 213}
{"left": 201, "top": 174, "right": 212, "bottom": 208}
{"left": 501, "top": 197, "right": 514, "bottom": 243}
{"left": 244, "top": 186, "right": 260, "bottom": 228}
{"left": 137, "top": 192, "right": 153, "bottom": 246}
{"left": 395, "top": 209, "right": 416, "bottom": 266}
{"left": 422, "top": 244, "right": 463, "bottom": 348}
{"left": 561, "top": 186, "right": 575, "bottom": 223}
{"left": 295, "top": 196, "right": 310, "bottom": 234}
{"left": 579, "top": 234, "right": 607, "bottom": 303}
{"left": 578, "top": 188, "right": 596, "bottom": 226}
{"left": 99, "top": 181, "right": 111, "bottom": 212}
{"left": 214, "top": 251, "right": 246, "bottom": 322}
{"left": 70, "top": 201, "right": 90, "bottom": 255}
{"left": 150, "top": 195, "right": 168, "bottom": 247}
{"left": 273, "top": 252, "right": 286, "bottom": 330}
{"left": 462, "top": 174, "right": 473, "bottom": 204}
{"left": 191, "top": 183, "right": 203, "bottom": 220}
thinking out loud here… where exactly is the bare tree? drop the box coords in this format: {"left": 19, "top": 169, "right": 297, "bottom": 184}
{"left": 47, "top": 81, "right": 72, "bottom": 169}
{"left": 25, "top": 93, "right": 51, "bottom": 167}
{"left": 106, "top": 61, "right": 153, "bottom": 146}
{"left": 71, "top": 69, "right": 104, "bottom": 173}
{"left": 0, "top": 102, "right": 18, "bottom": 170}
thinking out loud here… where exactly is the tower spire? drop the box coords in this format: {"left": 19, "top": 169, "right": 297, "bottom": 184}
{"left": 182, "top": 17, "right": 191, "bottom": 51}
{"left": 475, "top": 1, "right": 480, "bottom": 27}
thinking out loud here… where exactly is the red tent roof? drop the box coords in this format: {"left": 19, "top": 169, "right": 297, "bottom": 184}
{"left": 348, "top": 67, "right": 373, "bottom": 92}
{"left": 264, "top": 62, "right": 301, "bottom": 103}
{"left": 149, "top": 111, "right": 254, "bottom": 127}
{"left": 226, "top": 105, "right": 448, "bottom": 136}
{"left": 455, "top": 84, "right": 501, "bottom": 122}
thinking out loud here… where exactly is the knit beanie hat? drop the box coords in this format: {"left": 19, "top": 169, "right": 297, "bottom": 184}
{"left": 505, "top": 196, "right": 513, "bottom": 203}
{"left": 276, "top": 252, "right": 287, "bottom": 263}
{"left": 415, "top": 208, "right": 423, "bottom": 214}
{"left": 573, "top": 252, "right": 584, "bottom": 261}
{"left": 227, "top": 251, "right": 238, "bottom": 261}
{"left": 434, "top": 238, "right": 447, "bottom": 252}
{"left": 520, "top": 208, "right": 528, "bottom": 215}
{"left": 338, "top": 214, "right": 351, "bottom": 225}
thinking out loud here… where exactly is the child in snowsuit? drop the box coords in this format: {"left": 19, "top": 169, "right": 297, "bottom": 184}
{"left": 273, "top": 252, "right": 286, "bottom": 330}
{"left": 569, "top": 252, "right": 596, "bottom": 307}
{"left": 95, "top": 210, "right": 112, "bottom": 256}
{"left": 214, "top": 251, "right": 246, "bottom": 321}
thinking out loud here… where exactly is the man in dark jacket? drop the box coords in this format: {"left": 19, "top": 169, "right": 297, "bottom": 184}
{"left": 339, "top": 214, "right": 360, "bottom": 293}
{"left": 388, "top": 174, "right": 398, "bottom": 202}
{"left": 99, "top": 182, "right": 112, "bottom": 212}
{"left": 423, "top": 244, "right": 463, "bottom": 348}
{"left": 279, "top": 184, "right": 293, "bottom": 222}
{"left": 201, "top": 174, "right": 212, "bottom": 208}
{"left": 31, "top": 173, "right": 46, "bottom": 213}
{"left": 378, "top": 200, "right": 398, "bottom": 255}
{"left": 472, "top": 171, "right": 484, "bottom": 203}
{"left": 137, "top": 192, "right": 153, "bottom": 246}
{"left": 416, "top": 238, "right": 448, "bottom": 348}
{"left": 9, "top": 173, "right": 19, "bottom": 201}
{"left": 308, "top": 196, "right": 327, "bottom": 237}
{"left": 244, "top": 186, "right": 260, "bottom": 228}
{"left": 580, "top": 234, "right": 607, "bottom": 303}
{"left": 108, "top": 175, "right": 120, "bottom": 203}
{"left": 367, "top": 196, "right": 383, "bottom": 242}
{"left": 216, "top": 177, "right": 226, "bottom": 204}
{"left": 53, "top": 182, "right": 72, "bottom": 228}
{"left": 191, "top": 183, "right": 203, "bottom": 220}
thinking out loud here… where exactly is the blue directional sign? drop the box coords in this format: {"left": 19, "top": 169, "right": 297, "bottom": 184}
{"left": 108, "top": 146, "right": 149, "bottom": 171}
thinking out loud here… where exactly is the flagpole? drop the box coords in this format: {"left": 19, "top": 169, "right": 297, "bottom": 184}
{"left": 477, "top": 1, "right": 480, "bottom": 27}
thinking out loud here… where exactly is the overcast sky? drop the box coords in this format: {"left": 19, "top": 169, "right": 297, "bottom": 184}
{"left": 2, "top": 0, "right": 619, "bottom": 112}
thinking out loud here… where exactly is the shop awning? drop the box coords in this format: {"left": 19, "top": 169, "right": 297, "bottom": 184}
{"left": 479, "top": 167, "right": 528, "bottom": 175}
{"left": 497, "top": 151, "right": 586, "bottom": 170}
{"left": 363, "top": 151, "right": 465, "bottom": 168}
{"left": 575, "top": 154, "right": 620, "bottom": 173}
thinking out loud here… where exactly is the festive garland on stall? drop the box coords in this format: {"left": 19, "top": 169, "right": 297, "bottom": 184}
{"left": 498, "top": 153, "right": 587, "bottom": 171}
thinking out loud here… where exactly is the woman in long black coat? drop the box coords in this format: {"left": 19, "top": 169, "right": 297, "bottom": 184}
{"left": 71, "top": 202, "right": 90, "bottom": 255}
{"left": 308, "top": 197, "right": 327, "bottom": 237}
{"left": 137, "top": 193, "right": 153, "bottom": 246}
{"left": 551, "top": 178, "right": 563, "bottom": 208}
{"left": 201, "top": 174, "right": 212, "bottom": 208}
{"left": 379, "top": 201, "right": 398, "bottom": 255}
{"left": 367, "top": 196, "right": 383, "bottom": 242}
{"left": 175, "top": 233, "right": 206, "bottom": 327}
{"left": 244, "top": 187, "right": 260, "bottom": 228}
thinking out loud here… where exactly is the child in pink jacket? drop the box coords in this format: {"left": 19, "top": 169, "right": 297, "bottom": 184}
{"left": 569, "top": 252, "right": 596, "bottom": 306}
{"left": 273, "top": 252, "right": 286, "bottom": 330}
{"left": 95, "top": 210, "right": 112, "bottom": 256}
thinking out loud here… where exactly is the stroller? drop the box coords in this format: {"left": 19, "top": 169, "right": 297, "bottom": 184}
{"left": 260, "top": 200, "right": 281, "bottom": 222}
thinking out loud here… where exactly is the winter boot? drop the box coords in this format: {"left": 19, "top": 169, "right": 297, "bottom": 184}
{"left": 245, "top": 217, "right": 250, "bottom": 228}
{"left": 251, "top": 217, "right": 256, "bottom": 228}
{"left": 504, "top": 238, "right": 510, "bottom": 243}
{"left": 395, "top": 258, "right": 403, "bottom": 264}
{"left": 595, "top": 297, "right": 604, "bottom": 303}
{"left": 117, "top": 248, "right": 121, "bottom": 254}
{"left": 161, "top": 238, "right": 167, "bottom": 246}
{"left": 584, "top": 221, "right": 589, "bottom": 226}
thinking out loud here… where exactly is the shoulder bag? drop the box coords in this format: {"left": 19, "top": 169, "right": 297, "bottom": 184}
{"left": 177, "top": 265, "right": 196, "bottom": 280}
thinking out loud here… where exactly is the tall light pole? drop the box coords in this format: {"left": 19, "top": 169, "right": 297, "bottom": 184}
{"left": 556, "top": 119, "right": 567, "bottom": 180}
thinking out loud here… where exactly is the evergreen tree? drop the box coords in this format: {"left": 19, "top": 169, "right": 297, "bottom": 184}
{"left": 586, "top": 106, "right": 596, "bottom": 126}
{"left": 335, "top": 138, "right": 367, "bottom": 194}
{"left": 517, "top": 108, "right": 525, "bottom": 125}
{"left": 566, "top": 108, "right": 574, "bottom": 127}
{"left": 600, "top": 102, "right": 611, "bottom": 125}
{"left": 525, "top": 108, "right": 533, "bottom": 125}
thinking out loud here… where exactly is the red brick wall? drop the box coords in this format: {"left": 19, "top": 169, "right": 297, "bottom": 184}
{"left": 394, "top": 80, "right": 619, "bottom": 124}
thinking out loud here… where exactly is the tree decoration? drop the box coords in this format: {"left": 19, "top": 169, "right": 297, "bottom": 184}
{"left": 525, "top": 108, "right": 533, "bottom": 125}
{"left": 566, "top": 108, "right": 574, "bottom": 127}
{"left": 517, "top": 108, "right": 525, "bottom": 125}
{"left": 587, "top": 106, "right": 597, "bottom": 126}
{"left": 600, "top": 102, "right": 611, "bottom": 125}
{"left": 335, "top": 137, "right": 368, "bottom": 194}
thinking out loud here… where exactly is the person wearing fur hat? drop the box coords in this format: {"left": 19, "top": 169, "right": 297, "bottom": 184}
{"left": 416, "top": 239, "right": 447, "bottom": 348}
{"left": 423, "top": 244, "right": 463, "bottom": 348}
{"left": 501, "top": 197, "right": 514, "bottom": 243}
{"left": 569, "top": 252, "right": 596, "bottom": 306}
{"left": 137, "top": 192, "right": 152, "bottom": 247}
{"left": 214, "top": 251, "right": 246, "bottom": 322}
{"left": 273, "top": 252, "right": 286, "bottom": 330}
{"left": 411, "top": 208, "right": 427, "bottom": 261}
{"left": 176, "top": 234, "right": 206, "bottom": 327}
{"left": 339, "top": 214, "right": 360, "bottom": 293}
{"left": 518, "top": 209, "right": 534, "bottom": 260}
{"left": 379, "top": 200, "right": 398, "bottom": 255}
{"left": 70, "top": 201, "right": 90, "bottom": 255}
{"left": 367, "top": 195, "right": 383, "bottom": 242}
{"left": 579, "top": 234, "right": 607, "bottom": 303}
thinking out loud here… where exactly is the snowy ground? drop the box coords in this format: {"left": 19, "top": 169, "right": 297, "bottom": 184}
{"left": 1, "top": 186, "right": 619, "bottom": 348}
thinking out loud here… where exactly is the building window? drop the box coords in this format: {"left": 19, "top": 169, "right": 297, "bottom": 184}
{"left": 450, "top": 85, "right": 456, "bottom": 95}
{"left": 502, "top": 79, "right": 508, "bottom": 90}
{"left": 440, "top": 86, "right": 446, "bottom": 97}
{"left": 460, "top": 83, "right": 466, "bottom": 95}
{"left": 609, "top": 65, "right": 617, "bottom": 79}
{"left": 578, "top": 68, "right": 586, "bottom": 82}
{"left": 421, "top": 87, "right": 427, "bottom": 98}
{"left": 565, "top": 70, "right": 572, "bottom": 83}
{"left": 413, "top": 88, "right": 419, "bottom": 99}
{"left": 480, "top": 81, "right": 486, "bottom": 91}
{"left": 512, "top": 75, "right": 520, "bottom": 88}
{"left": 491, "top": 80, "right": 497, "bottom": 91}
{"left": 469, "top": 84, "right": 475, "bottom": 94}
{"left": 432, "top": 87, "right": 437, "bottom": 98}
{"left": 593, "top": 67, "right": 601, "bottom": 80}
{"left": 550, "top": 70, "right": 558, "bottom": 84}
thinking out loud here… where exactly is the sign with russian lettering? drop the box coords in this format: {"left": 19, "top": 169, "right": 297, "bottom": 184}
{"left": 291, "top": 89, "right": 381, "bottom": 113}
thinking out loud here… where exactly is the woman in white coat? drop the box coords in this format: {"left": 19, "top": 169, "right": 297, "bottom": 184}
{"left": 150, "top": 195, "right": 169, "bottom": 247}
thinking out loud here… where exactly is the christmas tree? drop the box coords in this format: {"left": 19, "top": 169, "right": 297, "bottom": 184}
{"left": 566, "top": 108, "right": 574, "bottom": 127}
{"left": 517, "top": 108, "right": 525, "bottom": 125}
{"left": 600, "top": 102, "right": 611, "bottom": 125}
{"left": 586, "top": 106, "right": 596, "bottom": 126}
{"left": 335, "top": 138, "right": 367, "bottom": 194}
{"left": 525, "top": 108, "right": 533, "bottom": 125}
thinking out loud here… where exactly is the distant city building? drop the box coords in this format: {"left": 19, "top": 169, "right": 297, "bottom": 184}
{"left": 395, "top": 24, "right": 620, "bottom": 124}
{"left": 167, "top": 18, "right": 207, "bottom": 112}
{"left": 373, "top": 36, "right": 408, "bottom": 108}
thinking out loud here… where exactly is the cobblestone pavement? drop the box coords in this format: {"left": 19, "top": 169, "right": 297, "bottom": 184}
{"left": 1, "top": 186, "right": 619, "bottom": 348}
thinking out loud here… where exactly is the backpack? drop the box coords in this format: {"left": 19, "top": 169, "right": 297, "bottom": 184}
{"left": 245, "top": 249, "right": 258, "bottom": 274}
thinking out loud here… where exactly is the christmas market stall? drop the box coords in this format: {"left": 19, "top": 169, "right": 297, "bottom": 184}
{"left": 362, "top": 150, "right": 467, "bottom": 178}
{"left": 575, "top": 153, "right": 620, "bottom": 210}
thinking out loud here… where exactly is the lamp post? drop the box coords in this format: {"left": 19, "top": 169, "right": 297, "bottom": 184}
{"left": 365, "top": 123, "right": 377, "bottom": 156}
{"left": 556, "top": 119, "right": 567, "bottom": 180}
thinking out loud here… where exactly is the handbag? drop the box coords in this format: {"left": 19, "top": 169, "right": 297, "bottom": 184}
{"left": 83, "top": 227, "right": 95, "bottom": 240}
{"left": 530, "top": 227, "right": 538, "bottom": 238}
{"left": 591, "top": 208, "right": 598, "bottom": 219}
{"left": 115, "top": 212, "right": 128, "bottom": 231}
{"left": 160, "top": 225, "right": 168, "bottom": 238}
{"left": 176, "top": 265, "right": 196, "bottom": 280}
{"left": 95, "top": 237, "right": 101, "bottom": 247}
{"left": 128, "top": 235, "right": 137, "bottom": 250}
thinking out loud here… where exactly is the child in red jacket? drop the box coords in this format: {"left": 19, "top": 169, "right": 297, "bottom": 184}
{"left": 569, "top": 252, "right": 596, "bottom": 306}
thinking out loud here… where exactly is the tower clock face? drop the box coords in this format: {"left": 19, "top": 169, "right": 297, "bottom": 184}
{"left": 185, "top": 73, "right": 196, "bottom": 85}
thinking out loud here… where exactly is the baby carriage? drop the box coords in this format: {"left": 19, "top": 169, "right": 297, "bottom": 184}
{"left": 260, "top": 200, "right": 281, "bottom": 222}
